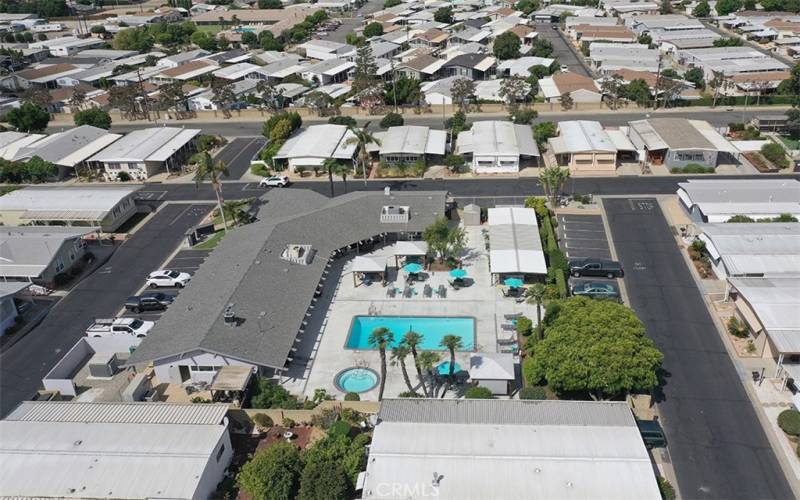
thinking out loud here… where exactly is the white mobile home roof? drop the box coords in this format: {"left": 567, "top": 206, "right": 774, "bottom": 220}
{"left": 212, "top": 62, "right": 266, "bottom": 80}
{"left": 677, "top": 179, "right": 800, "bottom": 222}
{"left": 90, "top": 127, "right": 200, "bottom": 163}
{"left": 488, "top": 206, "right": 547, "bottom": 275}
{"left": 363, "top": 399, "right": 660, "bottom": 500}
{"left": 0, "top": 226, "right": 94, "bottom": 278}
{"left": 699, "top": 223, "right": 800, "bottom": 277}
{"left": 551, "top": 120, "right": 617, "bottom": 154}
{"left": 13, "top": 125, "right": 121, "bottom": 167}
{"left": 377, "top": 126, "right": 446, "bottom": 155}
{"left": 729, "top": 277, "right": 800, "bottom": 353}
{"left": 0, "top": 402, "right": 229, "bottom": 500}
{"left": 273, "top": 124, "right": 357, "bottom": 161}
{"left": 457, "top": 121, "right": 540, "bottom": 158}
{"left": 0, "top": 186, "right": 139, "bottom": 219}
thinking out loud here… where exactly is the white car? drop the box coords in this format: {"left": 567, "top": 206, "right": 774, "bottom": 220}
{"left": 147, "top": 269, "right": 191, "bottom": 288}
{"left": 260, "top": 175, "right": 290, "bottom": 188}
{"left": 86, "top": 318, "right": 154, "bottom": 338}
{"left": 560, "top": 65, "right": 569, "bottom": 72}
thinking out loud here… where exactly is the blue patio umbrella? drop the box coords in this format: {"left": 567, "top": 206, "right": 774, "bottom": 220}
{"left": 449, "top": 268, "right": 467, "bottom": 279}
{"left": 504, "top": 277, "right": 524, "bottom": 288}
{"left": 437, "top": 361, "right": 462, "bottom": 376}
{"left": 403, "top": 262, "right": 423, "bottom": 274}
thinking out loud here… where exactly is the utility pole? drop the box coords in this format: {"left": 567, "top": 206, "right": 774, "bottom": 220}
{"left": 391, "top": 58, "right": 397, "bottom": 113}
{"left": 653, "top": 52, "right": 663, "bottom": 110}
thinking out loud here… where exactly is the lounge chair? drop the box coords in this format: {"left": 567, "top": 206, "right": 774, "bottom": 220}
{"left": 501, "top": 324, "right": 516, "bottom": 332}
{"left": 423, "top": 284, "right": 433, "bottom": 298}
{"left": 386, "top": 287, "right": 396, "bottom": 298}
{"left": 497, "top": 337, "right": 517, "bottom": 345}
{"left": 499, "top": 344, "right": 519, "bottom": 354}
{"left": 437, "top": 285, "right": 447, "bottom": 298}
{"left": 403, "top": 286, "right": 413, "bottom": 298}
{"left": 504, "top": 313, "right": 522, "bottom": 320}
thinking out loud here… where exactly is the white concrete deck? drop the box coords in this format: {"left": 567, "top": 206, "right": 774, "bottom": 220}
{"left": 289, "top": 226, "right": 539, "bottom": 401}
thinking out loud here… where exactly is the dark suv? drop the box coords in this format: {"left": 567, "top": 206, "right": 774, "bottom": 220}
{"left": 125, "top": 292, "right": 174, "bottom": 313}
{"left": 568, "top": 258, "right": 624, "bottom": 279}
{"left": 637, "top": 419, "right": 667, "bottom": 449}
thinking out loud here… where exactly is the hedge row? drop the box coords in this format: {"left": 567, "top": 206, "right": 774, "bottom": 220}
{"left": 541, "top": 210, "right": 569, "bottom": 298}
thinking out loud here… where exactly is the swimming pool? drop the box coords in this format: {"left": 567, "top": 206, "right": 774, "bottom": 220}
{"left": 346, "top": 316, "right": 475, "bottom": 351}
{"left": 335, "top": 367, "right": 379, "bottom": 393}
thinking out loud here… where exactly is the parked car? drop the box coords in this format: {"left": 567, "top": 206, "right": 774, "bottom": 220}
{"left": 637, "top": 419, "right": 667, "bottom": 449}
{"left": 560, "top": 65, "right": 569, "bottom": 72}
{"left": 568, "top": 258, "right": 624, "bottom": 279}
{"left": 146, "top": 269, "right": 191, "bottom": 288}
{"left": 125, "top": 292, "right": 174, "bottom": 313}
{"left": 86, "top": 318, "right": 154, "bottom": 338}
{"left": 571, "top": 281, "right": 620, "bottom": 300}
{"left": 260, "top": 175, "right": 290, "bottom": 187}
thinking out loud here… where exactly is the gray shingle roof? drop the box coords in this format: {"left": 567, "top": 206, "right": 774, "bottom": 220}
{"left": 128, "top": 189, "right": 447, "bottom": 369}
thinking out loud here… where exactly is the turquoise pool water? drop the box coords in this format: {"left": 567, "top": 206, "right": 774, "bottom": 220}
{"left": 346, "top": 316, "right": 475, "bottom": 350}
{"left": 335, "top": 367, "right": 379, "bottom": 393}
{"left": 437, "top": 361, "right": 462, "bottom": 375}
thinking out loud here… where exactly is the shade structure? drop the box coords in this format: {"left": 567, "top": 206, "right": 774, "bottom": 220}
{"left": 449, "top": 268, "right": 467, "bottom": 279}
{"left": 504, "top": 278, "right": 524, "bottom": 288}
{"left": 403, "top": 263, "right": 423, "bottom": 274}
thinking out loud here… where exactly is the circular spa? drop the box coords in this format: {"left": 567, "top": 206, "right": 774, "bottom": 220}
{"left": 334, "top": 367, "right": 380, "bottom": 394}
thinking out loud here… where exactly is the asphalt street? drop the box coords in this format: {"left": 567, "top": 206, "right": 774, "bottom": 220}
{"left": 534, "top": 24, "right": 592, "bottom": 77}
{"left": 100, "top": 108, "right": 787, "bottom": 137}
{"left": 557, "top": 213, "right": 611, "bottom": 260}
{"left": 0, "top": 203, "right": 212, "bottom": 417}
{"left": 604, "top": 198, "right": 793, "bottom": 499}
{"left": 214, "top": 137, "right": 267, "bottom": 180}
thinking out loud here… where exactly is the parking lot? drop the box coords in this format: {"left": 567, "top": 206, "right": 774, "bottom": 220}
{"left": 121, "top": 248, "right": 212, "bottom": 322}
{"left": 557, "top": 214, "right": 611, "bottom": 260}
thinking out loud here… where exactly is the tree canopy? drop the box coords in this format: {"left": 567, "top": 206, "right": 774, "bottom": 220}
{"left": 523, "top": 297, "right": 663, "bottom": 400}
{"left": 692, "top": 0, "right": 711, "bottom": 16}
{"left": 7, "top": 102, "right": 49, "bottom": 132}
{"left": 715, "top": 0, "right": 742, "bottom": 15}
{"left": 363, "top": 22, "right": 383, "bottom": 38}
{"left": 113, "top": 27, "right": 154, "bottom": 52}
{"left": 493, "top": 32, "right": 521, "bottom": 60}
{"left": 434, "top": 6, "right": 454, "bottom": 23}
{"left": 74, "top": 108, "right": 112, "bottom": 129}
{"left": 237, "top": 442, "right": 302, "bottom": 500}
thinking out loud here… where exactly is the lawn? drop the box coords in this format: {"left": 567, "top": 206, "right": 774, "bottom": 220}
{"left": 195, "top": 230, "right": 225, "bottom": 250}
{"left": 195, "top": 24, "right": 224, "bottom": 34}
{"left": 778, "top": 135, "right": 800, "bottom": 150}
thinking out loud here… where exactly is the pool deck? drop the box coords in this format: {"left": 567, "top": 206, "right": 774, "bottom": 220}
{"left": 288, "top": 225, "right": 540, "bottom": 401}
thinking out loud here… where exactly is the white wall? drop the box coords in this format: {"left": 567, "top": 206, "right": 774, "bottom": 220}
{"left": 472, "top": 154, "right": 520, "bottom": 173}
{"left": 193, "top": 429, "right": 233, "bottom": 500}
{"left": 153, "top": 350, "right": 257, "bottom": 385}
{"left": 476, "top": 378, "right": 509, "bottom": 395}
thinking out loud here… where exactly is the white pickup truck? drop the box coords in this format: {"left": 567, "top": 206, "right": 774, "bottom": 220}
{"left": 86, "top": 318, "right": 154, "bottom": 338}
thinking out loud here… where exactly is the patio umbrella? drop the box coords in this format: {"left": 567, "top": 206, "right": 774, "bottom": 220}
{"left": 504, "top": 278, "right": 524, "bottom": 288}
{"left": 449, "top": 268, "right": 467, "bottom": 279}
{"left": 403, "top": 262, "right": 423, "bottom": 274}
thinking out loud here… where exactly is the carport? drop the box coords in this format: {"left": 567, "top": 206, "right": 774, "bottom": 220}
{"left": 209, "top": 365, "right": 253, "bottom": 407}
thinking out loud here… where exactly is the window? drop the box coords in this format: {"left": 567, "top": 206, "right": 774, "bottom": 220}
{"left": 216, "top": 443, "right": 226, "bottom": 462}
{"left": 676, "top": 152, "right": 705, "bottom": 162}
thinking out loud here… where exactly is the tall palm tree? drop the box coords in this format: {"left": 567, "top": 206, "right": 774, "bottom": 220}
{"left": 418, "top": 351, "right": 440, "bottom": 398}
{"left": 322, "top": 158, "right": 338, "bottom": 197}
{"left": 439, "top": 335, "right": 463, "bottom": 390}
{"left": 538, "top": 166, "right": 570, "bottom": 207}
{"left": 332, "top": 161, "right": 352, "bottom": 193}
{"left": 368, "top": 327, "right": 394, "bottom": 400}
{"left": 194, "top": 152, "right": 230, "bottom": 232}
{"left": 526, "top": 283, "right": 546, "bottom": 340}
{"left": 390, "top": 345, "right": 415, "bottom": 394}
{"left": 403, "top": 331, "right": 427, "bottom": 397}
{"left": 345, "top": 122, "right": 380, "bottom": 186}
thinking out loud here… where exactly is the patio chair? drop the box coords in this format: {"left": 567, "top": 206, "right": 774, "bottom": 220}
{"left": 501, "top": 323, "right": 517, "bottom": 332}
{"left": 499, "top": 344, "right": 519, "bottom": 354}
{"left": 497, "top": 337, "right": 517, "bottom": 345}
{"left": 504, "top": 313, "right": 522, "bottom": 320}
{"left": 423, "top": 284, "right": 433, "bottom": 298}
{"left": 386, "top": 287, "right": 396, "bottom": 298}
{"left": 437, "top": 285, "right": 447, "bottom": 298}
{"left": 403, "top": 286, "right": 413, "bottom": 298}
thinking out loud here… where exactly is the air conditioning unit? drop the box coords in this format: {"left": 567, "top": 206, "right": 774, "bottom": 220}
{"left": 281, "top": 244, "right": 315, "bottom": 265}
{"left": 87, "top": 352, "right": 118, "bottom": 378}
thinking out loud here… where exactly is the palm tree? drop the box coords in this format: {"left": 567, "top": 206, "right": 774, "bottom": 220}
{"left": 439, "top": 334, "right": 463, "bottom": 390}
{"left": 403, "top": 331, "right": 427, "bottom": 396}
{"left": 539, "top": 165, "right": 570, "bottom": 207}
{"left": 526, "top": 283, "right": 546, "bottom": 340}
{"left": 221, "top": 199, "right": 250, "bottom": 226}
{"left": 368, "top": 327, "right": 395, "bottom": 400}
{"left": 418, "top": 351, "right": 440, "bottom": 397}
{"left": 332, "top": 161, "right": 352, "bottom": 193}
{"left": 194, "top": 152, "right": 230, "bottom": 232}
{"left": 390, "top": 345, "right": 415, "bottom": 393}
{"left": 345, "top": 122, "right": 380, "bottom": 186}
{"left": 322, "top": 158, "right": 338, "bottom": 197}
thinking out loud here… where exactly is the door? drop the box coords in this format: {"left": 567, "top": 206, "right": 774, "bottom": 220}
{"left": 179, "top": 365, "right": 191, "bottom": 382}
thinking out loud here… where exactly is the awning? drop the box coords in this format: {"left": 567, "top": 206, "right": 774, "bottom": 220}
{"left": 351, "top": 256, "right": 386, "bottom": 274}
{"left": 210, "top": 365, "right": 253, "bottom": 392}
{"left": 22, "top": 209, "right": 107, "bottom": 221}
{"left": 395, "top": 241, "right": 428, "bottom": 256}
{"left": 734, "top": 297, "right": 764, "bottom": 335}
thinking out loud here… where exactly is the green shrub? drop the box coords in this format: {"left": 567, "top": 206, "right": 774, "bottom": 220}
{"left": 524, "top": 196, "right": 548, "bottom": 220}
{"left": 778, "top": 409, "right": 800, "bottom": 436}
{"left": 249, "top": 377, "right": 299, "bottom": 409}
{"left": 761, "top": 142, "right": 788, "bottom": 167}
{"left": 464, "top": 386, "right": 494, "bottom": 399}
{"left": 554, "top": 270, "right": 568, "bottom": 298}
{"left": 283, "top": 417, "right": 296, "bottom": 428}
{"left": 117, "top": 171, "right": 131, "bottom": 182}
{"left": 344, "top": 392, "right": 360, "bottom": 401}
{"left": 328, "top": 115, "right": 357, "bottom": 127}
{"left": 379, "top": 112, "right": 404, "bottom": 129}
{"left": 728, "top": 122, "right": 745, "bottom": 132}
{"left": 657, "top": 476, "right": 676, "bottom": 500}
{"left": 328, "top": 420, "right": 353, "bottom": 438}
{"left": 253, "top": 413, "right": 274, "bottom": 429}
{"left": 237, "top": 441, "right": 302, "bottom": 500}
{"left": 445, "top": 153, "right": 465, "bottom": 173}
{"left": 727, "top": 214, "right": 755, "bottom": 223}
{"left": 516, "top": 315, "right": 533, "bottom": 337}
{"left": 727, "top": 317, "right": 749, "bottom": 338}
{"left": 398, "top": 391, "right": 423, "bottom": 398}
{"left": 670, "top": 163, "right": 715, "bottom": 174}
{"left": 519, "top": 386, "right": 547, "bottom": 400}
{"left": 250, "top": 162, "right": 270, "bottom": 177}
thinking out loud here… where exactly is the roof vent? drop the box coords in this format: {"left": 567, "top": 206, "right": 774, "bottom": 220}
{"left": 381, "top": 205, "right": 410, "bottom": 223}
{"left": 223, "top": 303, "right": 236, "bottom": 327}
{"left": 281, "top": 244, "right": 315, "bottom": 265}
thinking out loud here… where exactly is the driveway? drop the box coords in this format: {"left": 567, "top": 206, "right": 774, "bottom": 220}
{"left": 533, "top": 25, "right": 592, "bottom": 77}
{"left": 0, "top": 203, "right": 213, "bottom": 417}
{"left": 216, "top": 137, "right": 267, "bottom": 180}
{"left": 604, "top": 198, "right": 793, "bottom": 499}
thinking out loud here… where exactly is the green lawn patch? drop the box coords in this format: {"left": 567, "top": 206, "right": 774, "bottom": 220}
{"left": 195, "top": 230, "right": 225, "bottom": 250}
{"left": 778, "top": 135, "right": 800, "bottom": 150}
{"left": 196, "top": 25, "right": 223, "bottom": 34}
